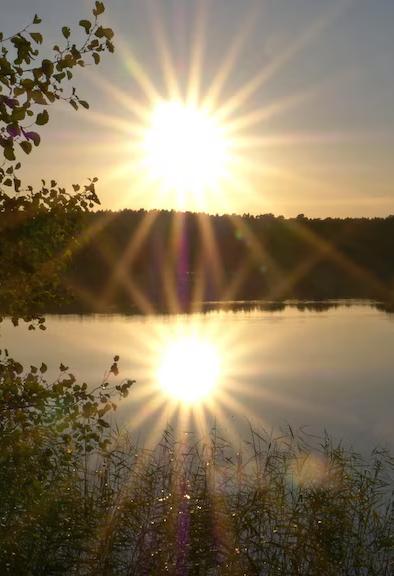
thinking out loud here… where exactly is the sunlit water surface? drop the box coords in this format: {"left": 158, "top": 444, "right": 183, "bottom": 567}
{"left": 2, "top": 302, "right": 393, "bottom": 451}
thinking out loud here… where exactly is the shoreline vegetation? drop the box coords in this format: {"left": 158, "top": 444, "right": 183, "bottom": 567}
{"left": 2, "top": 298, "right": 393, "bottom": 318}
{"left": 1, "top": 208, "right": 394, "bottom": 317}
{"left": 0, "top": 4, "right": 393, "bottom": 572}
{"left": 0, "top": 355, "right": 392, "bottom": 574}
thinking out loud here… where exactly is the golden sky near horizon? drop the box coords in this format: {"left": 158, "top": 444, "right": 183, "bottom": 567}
{"left": 3, "top": 0, "right": 394, "bottom": 217}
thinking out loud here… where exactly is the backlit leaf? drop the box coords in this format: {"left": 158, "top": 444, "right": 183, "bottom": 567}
{"left": 79, "top": 20, "right": 91, "bottom": 33}
{"left": 20, "top": 140, "right": 32, "bottom": 155}
{"left": 36, "top": 109, "right": 49, "bottom": 125}
{"left": 30, "top": 32, "right": 43, "bottom": 44}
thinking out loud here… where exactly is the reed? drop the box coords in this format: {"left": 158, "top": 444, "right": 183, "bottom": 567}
{"left": 0, "top": 361, "right": 392, "bottom": 575}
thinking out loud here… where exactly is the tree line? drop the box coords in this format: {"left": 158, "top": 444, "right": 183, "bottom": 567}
{"left": 2, "top": 207, "right": 393, "bottom": 315}
{"left": 54, "top": 209, "right": 394, "bottom": 312}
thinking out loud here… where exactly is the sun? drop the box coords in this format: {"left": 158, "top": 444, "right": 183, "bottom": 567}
{"left": 156, "top": 334, "right": 221, "bottom": 405}
{"left": 140, "top": 100, "right": 231, "bottom": 206}
{"left": 84, "top": 0, "right": 342, "bottom": 215}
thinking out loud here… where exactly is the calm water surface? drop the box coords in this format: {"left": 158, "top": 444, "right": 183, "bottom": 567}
{"left": 2, "top": 301, "right": 393, "bottom": 451}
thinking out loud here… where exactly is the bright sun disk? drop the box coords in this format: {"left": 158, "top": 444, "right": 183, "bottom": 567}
{"left": 157, "top": 335, "right": 220, "bottom": 404}
{"left": 141, "top": 100, "right": 230, "bottom": 200}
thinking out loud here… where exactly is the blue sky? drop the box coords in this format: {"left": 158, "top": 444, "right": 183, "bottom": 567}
{"left": 2, "top": 0, "right": 394, "bottom": 216}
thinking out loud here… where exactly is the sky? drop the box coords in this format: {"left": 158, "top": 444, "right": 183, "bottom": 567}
{"left": 2, "top": 0, "right": 394, "bottom": 217}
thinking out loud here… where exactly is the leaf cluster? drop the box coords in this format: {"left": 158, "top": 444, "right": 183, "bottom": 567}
{"left": 0, "top": 3, "right": 114, "bottom": 323}
{"left": 0, "top": 174, "right": 102, "bottom": 320}
{"left": 0, "top": 350, "right": 134, "bottom": 573}
{"left": 0, "top": 351, "right": 134, "bottom": 457}
{"left": 0, "top": 2, "right": 114, "bottom": 163}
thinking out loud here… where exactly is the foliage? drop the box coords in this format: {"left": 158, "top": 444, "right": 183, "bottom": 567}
{"left": 0, "top": 404, "right": 392, "bottom": 574}
{"left": 0, "top": 0, "right": 112, "bottom": 164}
{"left": 0, "top": 353, "right": 134, "bottom": 574}
{"left": 0, "top": 2, "right": 114, "bottom": 322}
{"left": 0, "top": 177, "right": 101, "bottom": 322}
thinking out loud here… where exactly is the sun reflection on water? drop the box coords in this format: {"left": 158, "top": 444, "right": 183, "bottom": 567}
{"left": 99, "top": 310, "right": 293, "bottom": 446}
{"left": 156, "top": 333, "right": 221, "bottom": 405}
{"left": 114, "top": 311, "right": 268, "bottom": 446}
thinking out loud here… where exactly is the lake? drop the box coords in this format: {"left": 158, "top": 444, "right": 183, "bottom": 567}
{"left": 1, "top": 300, "right": 393, "bottom": 451}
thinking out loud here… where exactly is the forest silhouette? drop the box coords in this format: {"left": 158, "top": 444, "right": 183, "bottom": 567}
{"left": 3, "top": 208, "right": 393, "bottom": 315}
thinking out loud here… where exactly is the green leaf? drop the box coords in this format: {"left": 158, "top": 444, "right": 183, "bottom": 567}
{"left": 11, "top": 108, "right": 26, "bottom": 122}
{"left": 20, "top": 140, "right": 32, "bottom": 155}
{"left": 70, "top": 99, "right": 78, "bottom": 111}
{"left": 30, "top": 32, "right": 43, "bottom": 44}
{"left": 103, "top": 27, "right": 114, "bottom": 40}
{"left": 79, "top": 100, "right": 89, "bottom": 109}
{"left": 53, "top": 72, "right": 65, "bottom": 82}
{"left": 42, "top": 59, "right": 54, "bottom": 76}
{"left": 94, "top": 1, "right": 105, "bottom": 16}
{"left": 79, "top": 20, "right": 91, "bottom": 33}
{"left": 62, "top": 26, "right": 70, "bottom": 39}
{"left": 4, "top": 146, "right": 15, "bottom": 161}
{"left": 33, "top": 14, "right": 42, "bottom": 24}
{"left": 45, "top": 91, "right": 56, "bottom": 103}
{"left": 93, "top": 52, "right": 100, "bottom": 65}
{"left": 32, "top": 67, "right": 43, "bottom": 80}
{"left": 3, "top": 179, "right": 12, "bottom": 186}
{"left": 95, "top": 26, "right": 104, "bottom": 38}
{"left": 31, "top": 90, "right": 46, "bottom": 105}
{"left": 36, "top": 109, "right": 49, "bottom": 125}
{"left": 21, "top": 78, "right": 35, "bottom": 90}
{"left": 13, "top": 86, "right": 25, "bottom": 97}
{"left": 98, "top": 418, "right": 110, "bottom": 428}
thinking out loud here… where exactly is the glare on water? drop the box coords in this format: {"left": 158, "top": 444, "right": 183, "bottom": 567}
{"left": 2, "top": 304, "right": 394, "bottom": 450}
{"left": 156, "top": 334, "right": 221, "bottom": 404}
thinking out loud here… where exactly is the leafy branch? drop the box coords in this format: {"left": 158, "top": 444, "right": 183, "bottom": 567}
{"left": 0, "top": 1, "right": 113, "bottom": 163}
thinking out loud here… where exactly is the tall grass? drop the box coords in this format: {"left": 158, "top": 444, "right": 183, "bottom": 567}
{"left": 1, "top": 416, "right": 392, "bottom": 575}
